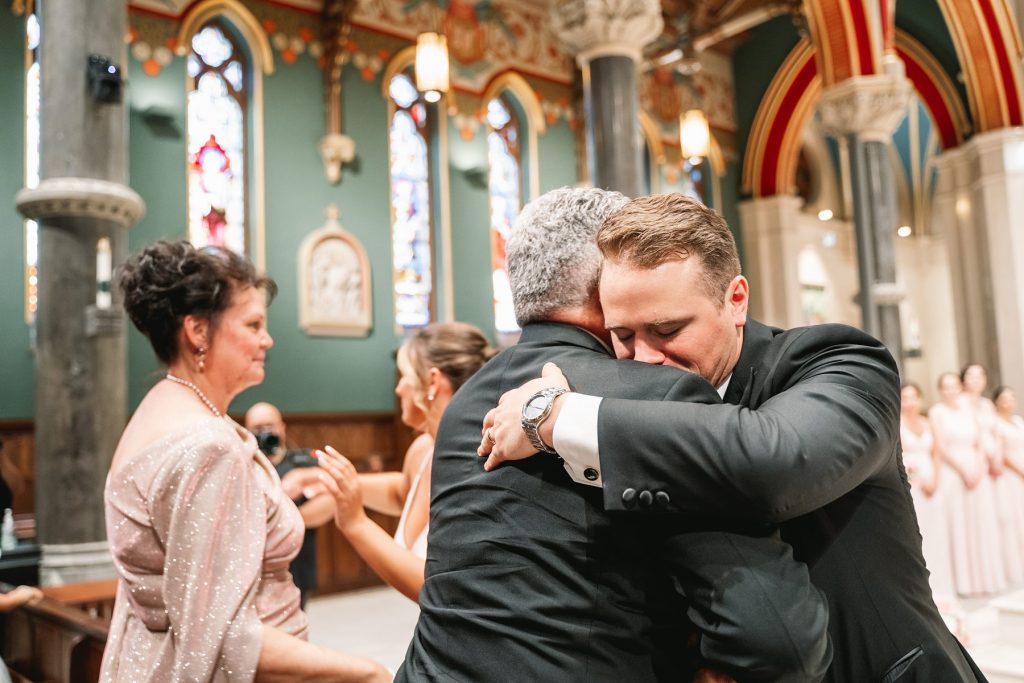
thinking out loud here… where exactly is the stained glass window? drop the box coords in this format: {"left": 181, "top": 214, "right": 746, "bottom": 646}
{"left": 389, "top": 71, "right": 433, "bottom": 330}
{"left": 187, "top": 22, "right": 248, "bottom": 255}
{"left": 681, "top": 159, "right": 705, "bottom": 203}
{"left": 24, "top": 11, "right": 40, "bottom": 322}
{"left": 486, "top": 96, "right": 522, "bottom": 337}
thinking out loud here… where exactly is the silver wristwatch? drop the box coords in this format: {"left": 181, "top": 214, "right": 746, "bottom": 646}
{"left": 521, "top": 387, "right": 569, "bottom": 454}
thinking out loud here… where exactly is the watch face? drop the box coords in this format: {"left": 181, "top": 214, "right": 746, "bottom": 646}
{"left": 523, "top": 396, "right": 547, "bottom": 421}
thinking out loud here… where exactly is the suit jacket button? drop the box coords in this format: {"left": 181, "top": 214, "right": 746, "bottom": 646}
{"left": 654, "top": 491, "right": 671, "bottom": 509}
{"left": 621, "top": 488, "right": 637, "bottom": 508}
{"left": 638, "top": 490, "right": 653, "bottom": 508}
{"left": 583, "top": 467, "right": 600, "bottom": 481}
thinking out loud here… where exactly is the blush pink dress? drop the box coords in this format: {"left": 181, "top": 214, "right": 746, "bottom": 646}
{"left": 929, "top": 401, "right": 1006, "bottom": 595}
{"left": 900, "top": 418, "right": 957, "bottom": 611}
{"left": 101, "top": 417, "right": 308, "bottom": 682}
{"left": 994, "top": 414, "right": 1024, "bottom": 584}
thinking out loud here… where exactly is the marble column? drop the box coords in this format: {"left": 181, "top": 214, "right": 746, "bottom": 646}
{"left": 933, "top": 128, "right": 1024, "bottom": 392}
{"left": 15, "top": 0, "right": 144, "bottom": 585}
{"left": 818, "top": 72, "right": 911, "bottom": 369}
{"left": 551, "top": 0, "right": 662, "bottom": 197}
{"left": 737, "top": 195, "right": 805, "bottom": 329}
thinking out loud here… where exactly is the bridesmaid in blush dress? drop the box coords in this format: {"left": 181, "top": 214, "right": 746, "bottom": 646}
{"left": 993, "top": 386, "right": 1024, "bottom": 584}
{"left": 900, "top": 383, "right": 957, "bottom": 612}
{"left": 930, "top": 372, "right": 1005, "bottom": 596}
{"left": 102, "top": 241, "right": 389, "bottom": 683}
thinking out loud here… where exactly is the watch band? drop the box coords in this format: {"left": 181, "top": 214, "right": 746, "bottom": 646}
{"left": 521, "top": 387, "right": 568, "bottom": 454}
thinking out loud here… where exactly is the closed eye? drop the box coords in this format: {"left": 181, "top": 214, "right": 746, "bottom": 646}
{"left": 610, "top": 329, "right": 634, "bottom": 343}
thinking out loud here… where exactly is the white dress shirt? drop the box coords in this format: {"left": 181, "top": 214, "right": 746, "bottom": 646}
{"left": 552, "top": 374, "right": 731, "bottom": 486}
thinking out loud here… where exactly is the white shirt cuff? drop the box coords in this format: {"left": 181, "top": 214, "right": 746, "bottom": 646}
{"left": 551, "top": 393, "right": 604, "bottom": 487}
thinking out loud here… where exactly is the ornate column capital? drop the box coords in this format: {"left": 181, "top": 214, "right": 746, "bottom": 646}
{"left": 817, "top": 74, "right": 912, "bottom": 141}
{"left": 550, "top": 0, "right": 663, "bottom": 65}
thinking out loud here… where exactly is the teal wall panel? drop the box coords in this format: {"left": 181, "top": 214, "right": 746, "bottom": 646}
{"left": 446, "top": 119, "right": 493, "bottom": 337}
{"left": 0, "top": 10, "right": 33, "bottom": 419}
{"left": 538, "top": 120, "right": 578, "bottom": 193}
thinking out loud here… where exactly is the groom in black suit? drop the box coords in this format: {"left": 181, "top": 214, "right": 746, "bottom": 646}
{"left": 483, "top": 193, "right": 985, "bottom": 682}
{"left": 396, "top": 188, "right": 831, "bottom": 683}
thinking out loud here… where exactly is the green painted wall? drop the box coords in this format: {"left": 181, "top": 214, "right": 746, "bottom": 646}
{"left": 0, "top": 10, "right": 34, "bottom": 419}
{"left": 0, "top": 9, "right": 583, "bottom": 419}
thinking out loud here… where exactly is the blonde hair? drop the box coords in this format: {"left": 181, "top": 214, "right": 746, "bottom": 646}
{"left": 399, "top": 322, "right": 497, "bottom": 413}
{"left": 597, "top": 193, "right": 741, "bottom": 302}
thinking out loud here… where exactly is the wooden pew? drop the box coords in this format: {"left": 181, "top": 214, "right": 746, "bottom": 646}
{"left": 0, "top": 581, "right": 111, "bottom": 683}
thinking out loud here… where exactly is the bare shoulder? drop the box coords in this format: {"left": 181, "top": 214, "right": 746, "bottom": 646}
{"left": 402, "top": 433, "right": 435, "bottom": 475}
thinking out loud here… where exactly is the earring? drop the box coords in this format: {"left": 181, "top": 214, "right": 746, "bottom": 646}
{"left": 426, "top": 390, "right": 436, "bottom": 402}
{"left": 196, "top": 346, "right": 207, "bottom": 373}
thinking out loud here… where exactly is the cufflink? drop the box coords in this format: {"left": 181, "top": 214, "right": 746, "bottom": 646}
{"left": 583, "top": 467, "right": 600, "bottom": 481}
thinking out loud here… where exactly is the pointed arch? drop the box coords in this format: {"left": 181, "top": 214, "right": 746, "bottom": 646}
{"left": 178, "top": 0, "right": 274, "bottom": 75}
{"left": 935, "top": 0, "right": 1023, "bottom": 131}
{"left": 895, "top": 29, "right": 969, "bottom": 149}
{"left": 179, "top": 0, "right": 271, "bottom": 270}
{"left": 482, "top": 72, "right": 544, "bottom": 200}
{"left": 742, "top": 39, "right": 821, "bottom": 197}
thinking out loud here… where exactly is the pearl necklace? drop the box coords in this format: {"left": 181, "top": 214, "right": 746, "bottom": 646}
{"left": 165, "top": 373, "right": 223, "bottom": 418}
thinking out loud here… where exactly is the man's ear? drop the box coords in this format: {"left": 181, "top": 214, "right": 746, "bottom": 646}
{"left": 182, "top": 314, "right": 209, "bottom": 350}
{"left": 728, "top": 276, "right": 749, "bottom": 326}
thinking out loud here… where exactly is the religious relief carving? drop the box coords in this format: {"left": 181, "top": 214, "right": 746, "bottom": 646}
{"left": 550, "top": 0, "right": 663, "bottom": 63}
{"left": 298, "top": 205, "right": 372, "bottom": 337}
{"left": 817, "top": 74, "right": 912, "bottom": 142}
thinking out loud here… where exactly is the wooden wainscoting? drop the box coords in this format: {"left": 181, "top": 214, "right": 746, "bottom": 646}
{"left": 282, "top": 411, "right": 418, "bottom": 594}
{"left": 0, "top": 412, "right": 418, "bottom": 598}
{"left": 0, "top": 419, "right": 35, "bottom": 517}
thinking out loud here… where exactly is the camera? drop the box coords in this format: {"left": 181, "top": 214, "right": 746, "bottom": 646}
{"left": 253, "top": 429, "right": 281, "bottom": 457}
{"left": 87, "top": 54, "right": 123, "bottom": 104}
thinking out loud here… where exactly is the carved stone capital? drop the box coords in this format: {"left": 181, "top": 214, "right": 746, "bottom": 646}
{"left": 817, "top": 74, "right": 912, "bottom": 141}
{"left": 319, "top": 133, "right": 356, "bottom": 185}
{"left": 551, "top": 0, "right": 663, "bottom": 65}
{"left": 16, "top": 177, "right": 145, "bottom": 228}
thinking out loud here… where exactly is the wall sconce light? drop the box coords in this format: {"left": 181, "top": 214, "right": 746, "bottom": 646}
{"left": 415, "top": 33, "right": 450, "bottom": 103}
{"left": 679, "top": 109, "right": 710, "bottom": 165}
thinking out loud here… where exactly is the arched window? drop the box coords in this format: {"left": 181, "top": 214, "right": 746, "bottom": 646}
{"left": 486, "top": 95, "right": 522, "bottom": 338}
{"left": 186, "top": 22, "right": 248, "bottom": 255}
{"left": 388, "top": 70, "right": 434, "bottom": 330}
{"left": 680, "top": 160, "right": 705, "bottom": 203}
{"left": 24, "top": 9, "right": 40, "bottom": 322}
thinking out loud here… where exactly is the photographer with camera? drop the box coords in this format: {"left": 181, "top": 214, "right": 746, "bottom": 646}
{"left": 245, "top": 402, "right": 333, "bottom": 609}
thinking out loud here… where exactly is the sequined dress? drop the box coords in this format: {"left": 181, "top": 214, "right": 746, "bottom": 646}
{"left": 101, "top": 417, "right": 308, "bottom": 682}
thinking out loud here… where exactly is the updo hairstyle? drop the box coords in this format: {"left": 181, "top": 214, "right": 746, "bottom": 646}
{"left": 118, "top": 240, "right": 277, "bottom": 364}
{"left": 398, "top": 322, "right": 498, "bottom": 411}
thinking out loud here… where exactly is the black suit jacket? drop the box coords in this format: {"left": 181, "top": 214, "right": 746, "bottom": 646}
{"left": 595, "top": 319, "right": 985, "bottom": 682}
{"left": 397, "top": 322, "right": 830, "bottom": 683}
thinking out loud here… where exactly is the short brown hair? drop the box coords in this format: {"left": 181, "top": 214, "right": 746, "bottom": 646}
{"left": 119, "top": 240, "right": 277, "bottom": 364}
{"left": 597, "top": 193, "right": 741, "bottom": 301}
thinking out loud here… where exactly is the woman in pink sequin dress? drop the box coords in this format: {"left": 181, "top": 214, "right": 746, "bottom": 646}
{"left": 929, "top": 372, "right": 1005, "bottom": 596}
{"left": 900, "top": 383, "right": 957, "bottom": 611}
{"left": 102, "top": 241, "right": 389, "bottom": 682}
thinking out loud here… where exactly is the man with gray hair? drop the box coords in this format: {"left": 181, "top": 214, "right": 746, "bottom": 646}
{"left": 395, "top": 187, "right": 831, "bottom": 683}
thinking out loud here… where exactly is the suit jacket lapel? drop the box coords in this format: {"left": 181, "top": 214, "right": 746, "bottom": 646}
{"left": 723, "top": 319, "right": 775, "bottom": 406}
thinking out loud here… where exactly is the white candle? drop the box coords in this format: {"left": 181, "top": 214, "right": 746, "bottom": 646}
{"left": 96, "top": 237, "right": 112, "bottom": 309}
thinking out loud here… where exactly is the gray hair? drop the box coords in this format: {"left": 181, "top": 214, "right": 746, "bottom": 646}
{"left": 507, "top": 187, "right": 628, "bottom": 325}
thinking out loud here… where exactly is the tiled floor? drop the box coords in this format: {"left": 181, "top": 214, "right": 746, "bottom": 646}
{"left": 306, "top": 586, "right": 421, "bottom": 674}
{"left": 307, "top": 583, "right": 1024, "bottom": 677}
